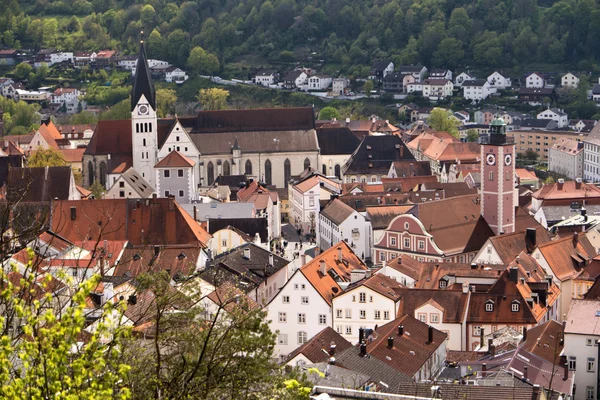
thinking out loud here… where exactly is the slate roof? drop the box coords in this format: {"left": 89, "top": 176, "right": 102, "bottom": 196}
{"left": 131, "top": 41, "right": 155, "bottom": 111}
{"left": 520, "top": 119, "right": 555, "bottom": 128}
{"left": 7, "top": 166, "right": 72, "bottom": 202}
{"left": 285, "top": 326, "right": 353, "bottom": 364}
{"left": 200, "top": 243, "right": 288, "bottom": 293}
{"left": 321, "top": 199, "right": 355, "bottom": 225}
{"left": 343, "top": 135, "right": 415, "bottom": 176}
{"left": 462, "top": 79, "right": 488, "bottom": 87}
{"left": 391, "top": 160, "right": 431, "bottom": 177}
{"left": 207, "top": 217, "right": 268, "bottom": 243}
{"left": 399, "top": 65, "right": 424, "bottom": 73}
{"left": 120, "top": 167, "right": 154, "bottom": 198}
{"left": 366, "top": 205, "right": 413, "bottom": 230}
{"left": 316, "top": 126, "right": 361, "bottom": 155}
{"left": 371, "top": 60, "right": 392, "bottom": 71}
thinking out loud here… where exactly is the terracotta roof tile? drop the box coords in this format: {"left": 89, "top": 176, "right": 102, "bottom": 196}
{"left": 366, "top": 205, "right": 413, "bottom": 230}
{"left": 285, "top": 326, "right": 353, "bottom": 364}
{"left": 396, "top": 288, "right": 469, "bottom": 323}
{"left": 154, "top": 151, "right": 195, "bottom": 168}
{"left": 537, "top": 233, "right": 595, "bottom": 281}
{"left": 204, "top": 282, "right": 260, "bottom": 314}
{"left": 532, "top": 181, "right": 600, "bottom": 201}
{"left": 520, "top": 320, "right": 564, "bottom": 364}
{"left": 321, "top": 199, "right": 355, "bottom": 225}
{"left": 486, "top": 227, "right": 551, "bottom": 264}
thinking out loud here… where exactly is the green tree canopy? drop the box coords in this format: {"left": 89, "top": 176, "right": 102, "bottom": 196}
{"left": 197, "top": 88, "right": 229, "bottom": 110}
{"left": 318, "top": 106, "right": 340, "bottom": 120}
{"left": 428, "top": 108, "right": 460, "bottom": 138}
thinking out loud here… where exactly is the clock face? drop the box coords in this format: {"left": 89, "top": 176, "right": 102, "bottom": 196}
{"left": 138, "top": 104, "right": 149, "bottom": 115}
{"left": 504, "top": 154, "right": 512, "bottom": 166}
{"left": 486, "top": 154, "right": 496, "bottom": 166}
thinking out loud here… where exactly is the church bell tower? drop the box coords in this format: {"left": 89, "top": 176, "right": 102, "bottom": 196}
{"left": 481, "top": 116, "right": 515, "bottom": 235}
{"left": 131, "top": 33, "right": 158, "bottom": 188}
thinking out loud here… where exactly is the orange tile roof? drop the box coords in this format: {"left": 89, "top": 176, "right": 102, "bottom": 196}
{"left": 60, "top": 148, "right": 86, "bottom": 163}
{"left": 237, "top": 180, "right": 278, "bottom": 210}
{"left": 295, "top": 175, "right": 340, "bottom": 194}
{"left": 536, "top": 233, "right": 595, "bottom": 281}
{"left": 300, "top": 241, "right": 368, "bottom": 305}
{"left": 515, "top": 168, "right": 538, "bottom": 181}
{"left": 533, "top": 181, "right": 600, "bottom": 200}
{"left": 423, "top": 140, "right": 480, "bottom": 162}
{"left": 154, "top": 151, "right": 195, "bottom": 168}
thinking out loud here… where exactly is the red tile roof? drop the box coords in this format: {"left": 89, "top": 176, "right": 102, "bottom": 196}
{"left": 532, "top": 181, "right": 600, "bottom": 201}
{"left": 154, "top": 151, "right": 195, "bottom": 168}
{"left": 285, "top": 326, "right": 353, "bottom": 364}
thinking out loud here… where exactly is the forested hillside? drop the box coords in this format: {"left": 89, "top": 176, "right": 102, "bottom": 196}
{"left": 1, "top": 0, "right": 599, "bottom": 75}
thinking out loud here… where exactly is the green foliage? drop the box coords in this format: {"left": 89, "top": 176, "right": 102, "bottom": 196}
{"left": 27, "top": 148, "right": 68, "bottom": 166}
{"left": 90, "top": 180, "right": 106, "bottom": 198}
{"left": 0, "top": 257, "right": 131, "bottom": 399}
{"left": 0, "top": 97, "right": 40, "bottom": 135}
{"left": 466, "top": 129, "right": 479, "bottom": 142}
{"left": 428, "top": 108, "right": 460, "bottom": 138}
{"left": 363, "top": 80, "right": 374, "bottom": 97}
{"left": 100, "top": 99, "right": 130, "bottom": 120}
{"left": 68, "top": 111, "right": 98, "bottom": 125}
{"left": 197, "top": 88, "right": 229, "bottom": 110}
{"left": 318, "top": 106, "right": 340, "bottom": 120}
{"left": 156, "top": 88, "right": 178, "bottom": 118}
{"left": 187, "top": 47, "right": 220, "bottom": 76}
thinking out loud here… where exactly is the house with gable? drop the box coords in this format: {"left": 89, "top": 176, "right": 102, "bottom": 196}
{"left": 265, "top": 241, "right": 369, "bottom": 359}
{"left": 537, "top": 108, "right": 568, "bottom": 128}
{"left": 422, "top": 79, "right": 453, "bottom": 99}
{"left": 154, "top": 151, "right": 196, "bottom": 203}
{"left": 282, "top": 70, "right": 308, "bottom": 90}
{"left": 487, "top": 71, "right": 511, "bottom": 90}
{"left": 562, "top": 72, "right": 579, "bottom": 88}
{"left": 290, "top": 172, "right": 341, "bottom": 235}
{"left": 463, "top": 79, "right": 494, "bottom": 101}
{"left": 525, "top": 72, "right": 545, "bottom": 88}
{"left": 429, "top": 69, "right": 452, "bottom": 80}
{"left": 399, "top": 65, "right": 428, "bottom": 83}
{"left": 455, "top": 71, "right": 475, "bottom": 87}
{"left": 473, "top": 227, "right": 550, "bottom": 265}
{"left": 369, "top": 61, "right": 394, "bottom": 82}
{"left": 316, "top": 125, "right": 361, "bottom": 179}
{"left": 105, "top": 167, "right": 153, "bottom": 199}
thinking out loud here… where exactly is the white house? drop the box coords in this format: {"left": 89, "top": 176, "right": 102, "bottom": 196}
{"left": 537, "top": 108, "right": 568, "bottom": 128}
{"left": 265, "top": 242, "right": 369, "bottom": 360}
{"left": 564, "top": 299, "right": 600, "bottom": 400}
{"left": 455, "top": 72, "right": 475, "bottom": 87}
{"left": 254, "top": 69, "right": 278, "bottom": 86}
{"left": 584, "top": 125, "right": 600, "bottom": 182}
{"left": 164, "top": 66, "right": 188, "bottom": 83}
{"left": 399, "top": 66, "right": 428, "bottom": 83}
{"left": 308, "top": 75, "right": 332, "bottom": 91}
{"left": 154, "top": 151, "right": 196, "bottom": 203}
{"left": 462, "top": 79, "right": 493, "bottom": 101}
{"left": 562, "top": 73, "right": 579, "bottom": 89}
{"left": 331, "top": 78, "right": 350, "bottom": 95}
{"left": 282, "top": 70, "right": 308, "bottom": 90}
{"left": 429, "top": 69, "right": 452, "bottom": 81}
{"left": 49, "top": 51, "right": 73, "bottom": 65}
{"left": 290, "top": 174, "right": 340, "bottom": 234}
{"left": 487, "top": 71, "right": 511, "bottom": 90}
{"left": 422, "top": 79, "right": 453, "bottom": 99}
{"left": 525, "top": 72, "right": 545, "bottom": 88}
{"left": 318, "top": 198, "right": 372, "bottom": 262}
{"left": 118, "top": 55, "right": 138, "bottom": 70}
{"left": 105, "top": 167, "right": 153, "bottom": 199}
{"left": 331, "top": 273, "right": 401, "bottom": 343}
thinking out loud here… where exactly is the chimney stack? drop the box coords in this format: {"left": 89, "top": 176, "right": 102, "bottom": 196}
{"left": 154, "top": 245, "right": 160, "bottom": 257}
{"left": 193, "top": 205, "right": 197, "bottom": 221}
{"left": 509, "top": 267, "right": 519, "bottom": 283}
{"left": 168, "top": 195, "right": 174, "bottom": 211}
{"left": 480, "top": 328, "right": 485, "bottom": 348}
{"left": 582, "top": 207, "right": 588, "bottom": 223}
{"left": 526, "top": 228, "right": 536, "bottom": 248}
{"left": 360, "top": 342, "right": 367, "bottom": 356}
{"left": 337, "top": 247, "right": 343, "bottom": 261}
{"left": 557, "top": 178, "right": 565, "bottom": 190}
{"left": 487, "top": 338, "right": 493, "bottom": 354}
{"left": 522, "top": 327, "right": 528, "bottom": 342}
{"left": 329, "top": 342, "right": 336, "bottom": 356}
{"left": 524, "top": 366, "right": 528, "bottom": 381}
{"left": 269, "top": 253, "right": 274, "bottom": 265}
{"left": 244, "top": 247, "right": 251, "bottom": 260}
{"left": 575, "top": 177, "right": 582, "bottom": 190}
{"left": 359, "top": 328, "right": 365, "bottom": 343}
{"left": 482, "top": 363, "right": 487, "bottom": 376}
{"left": 328, "top": 357, "right": 336, "bottom": 366}
{"left": 300, "top": 254, "right": 306, "bottom": 265}
{"left": 387, "top": 337, "right": 394, "bottom": 348}
{"left": 563, "top": 362, "right": 569, "bottom": 380}
{"left": 462, "top": 282, "right": 469, "bottom": 294}
{"left": 398, "top": 325, "right": 404, "bottom": 336}
{"left": 428, "top": 326, "right": 434, "bottom": 343}
{"left": 320, "top": 259, "right": 327, "bottom": 275}
{"left": 572, "top": 232, "right": 579, "bottom": 248}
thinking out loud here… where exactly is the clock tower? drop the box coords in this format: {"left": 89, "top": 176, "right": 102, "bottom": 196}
{"left": 131, "top": 34, "right": 158, "bottom": 188}
{"left": 481, "top": 116, "right": 515, "bottom": 235}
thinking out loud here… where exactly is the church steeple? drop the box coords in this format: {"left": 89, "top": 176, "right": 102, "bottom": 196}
{"left": 131, "top": 32, "right": 156, "bottom": 111}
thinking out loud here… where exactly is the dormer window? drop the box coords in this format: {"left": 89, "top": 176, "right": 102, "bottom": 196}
{"left": 511, "top": 300, "right": 520, "bottom": 312}
{"left": 439, "top": 280, "right": 447, "bottom": 289}
{"left": 485, "top": 300, "right": 494, "bottom": 312}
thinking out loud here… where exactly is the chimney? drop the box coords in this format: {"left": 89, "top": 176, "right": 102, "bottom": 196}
{"left": 572, "top": 232, "right": 578, "bottom": 248}
{"left": 471, "top": 262, "right": 477, "bottom": 269}
{"left": 328, "top": 357, "right": 336, "bottom": 366}
{"left": 490, "top": 344, "right": 496, "bottom": 357}
{"left": 70, "top": 206, "right": 77, "bottom": 220}
{"left": 575, "top": 177, "right": 582, "bottom": 190}
{"left": 482, "top": 363, "right": 487, "bottom": 376}
{"left": 345, "top": 117, "right": 350, "bottom": 124}
{"left": 244, "top": 247, "right": 251, "bottom": 259}
{"left": 300, "top": 254, "right": 306, "bottom": 265}
{"left": 523, "top": 366, "right": 528, "bottom": 381}
{"left": 329, "top": 342, "right": 337, "bottom": 356}
{"left": 557, "top": 178, "right": 564, "bottom": 190}
{"left": 359, "top": 327, "right": 365, "bottom": 343}
{"left": 360, "top": 342, "right": 367, "bottom": 356}
{"left": 398, "top": 326, "right": 404, "bottom": 336}
{"left": 399, "top": 145, "right": 404, "bottom": 158}
{"left": 337, "top": 247, "right": 343, "bottom": 261}
{"left": 563, "top": 362, "right": 569, "bottom": 380}
{"left": 154, "top": 245, "right": 160, "bottom": 257}
{"left": 168, "top": 195, "right": 174, "bottom": 211}
{"left": 471, "top": 285, "right": 476, "bottom": 293}
{"left": 269, "top": 253, "right": 274, "bottom": 265}
{"left": 320, "top": 259, "right": 327, "bottom": 275}
{"left": 428, "top": 326, "right": 434, "bottom": 343}
{"left": 462, "top": 282, "right": 469, "bottom": 294}
{"left": 582, "top": 207, "right": 588, "bottom": 223}
{"left": 526, "top": 228, "right": 536, "bottom": 248}
{"left": 387, "top": 336, "right": 394, "bottom": 348}
{"left": 509, "top": 266, "right": 519, "bottom": 283}
{"left": 193, "top": 205, "right": 197, "bottom": 221}
{"left": 487, "top": 338, "right": 493, "bottom": 354}
{"left": 522, "top": 327, "right": 528, "bottom": 342}
{"left": 480, "top": 328, "right": 485, "bottom": 348}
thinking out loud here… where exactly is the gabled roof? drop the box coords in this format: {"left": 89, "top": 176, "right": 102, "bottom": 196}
{"left": 300, "top": 241, "right": 368, "bottom": 305}
{"left": 285, "top": 326, "right": 353, "bottom": 364}
{"left": 131, "top": 40, "right": 155, "bottom": 111}
{"left": 396, "top": 287, "right": 469, "bottom": 323}
{"left": 7, "top": 166, "right": 72, "bottom": 202}
{"left": 520, "top": 319, "right": 564, "bottom": 363}
{"left": 343, "top": 273, "right": 403, "bottom": 301}
{"left": 535, "top": 233, "right": 595, "bottom": 281}
{"left": 316, "top": 126, "right": 361, "bottom": 155}
{"left": 344, "top": 135, "right": 415, "bottom": 176}
{"left": 84, "top": 120, "right": 132, "bottom": 155}
{"left": 385, "top": 255, "right": 423, "bottom": 281}
{"left": 532, "top": 181, "right": 600, "bottom": 201}
{"left": 321, "top": 198, "right": 355, "bottom": 225}
{"left": 487, "top": 228, "right": 550, "bottom": 264}
{"left": 366, "top": 205, "right": 413, "bottom": 230}
{"left": 565, "top": 299, "right": 600, "bottom": 335}
{"left": 462, "top": 79, "right": 488, "bottom": 87}
{"left": 371, "top": 60, "right": 392, "bottom": 71}
{"left": 204, "top": 281, "right": 260, "bottom": 313}
{"left": 154, "top": 151, "right": 195, "bottom": 168}
{"left": 207, "top": 218, "right": 269, "bottom": 243}
{"left": 390, "top": 160, "right": 431, "bottom": 177}
{"left": 237, "top": 180, "right": 278, "bottom": 210}
{"left": 115, "top": 244, "right": 204, "bottom": 278}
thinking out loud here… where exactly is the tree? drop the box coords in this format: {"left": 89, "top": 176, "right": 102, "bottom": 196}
{"left": 186, "top": 46, "right": 220, "bottom": 76}
{"left": 27, "top": 148, "right": 68, "bottom": 167}
{"left": 432, "top": 38, "right": 464, "bottom": 69}
{"left": 14, "top": 62, "right": 32, "bottom": 80}
{"left": 100, "top": 99, "right": 130, "bottom": 120}
{"left": 156, "top": 89, "right": 177, "bottom": 118}
{"left": 363, "top": 80, "right": 374, "bottom": 97}
{"left": 197, "top": 88, "right": 229, "bottom": 110}
{"left": 466, "top": 129, "right": 479, "bottom": 142}
{"left": 318, "top": 106, "right": 340, "bottom": 120}
{"left": 122, "top": 272, "right": 279, "bottom": 399}
{"left": 428, "top": 108, "right": 460, "bottom": 138}
{"left": 90, "top": 180, "right": 105, "bottom": 198}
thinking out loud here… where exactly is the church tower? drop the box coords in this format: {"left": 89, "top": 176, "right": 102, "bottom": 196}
{"left": 232, "top": 137, "right": 241, "bottom": 175}
{"left": 131, "top": 34, "right": 158, "bottom": 188}
{"left": 481, "top": 116, "right": 515, "bottom": 235}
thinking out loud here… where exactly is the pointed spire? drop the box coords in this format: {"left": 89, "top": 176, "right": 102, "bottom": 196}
{"left": 131, "top": 31, "right": 156, "bottom": 112}
{"left": 232, "top": 137, "right": 240, "bottom": 151}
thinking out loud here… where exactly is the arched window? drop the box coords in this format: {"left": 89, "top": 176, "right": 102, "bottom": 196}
{"left": 304, "top": 158, "right": 310, "bottom": 171}
{"left": 88, "top": 161, "right": 94, "bottom": 186}
{"left": 334, "top": 164, "right": 341, "bottom": 178}
{"left": 207, "top": 162, "right": 214, "bottom": 186}
{"left": 245, "top": 159, "right": 252, "bottom": 175}
{"left": 99, "top": 162, "right": 106, "bottom": 187}
{"left": 282, "top": 159, "right": 291, "bottom": 189}
{"left": 264, "top": 159, "right": 272, "bottom": 186}
{"left": 322, "top": 164, "right": 327, "bottom": 175}
{"left": 223, "top": 161, "right": 230, "bottom": 176}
